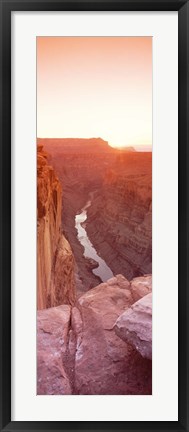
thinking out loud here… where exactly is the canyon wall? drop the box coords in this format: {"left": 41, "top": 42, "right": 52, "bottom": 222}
{"left": 86, "top": 152, "right": 152, "bottom": 280}
{"left": 37, "top": 145, "right": 76, "bottom": 309}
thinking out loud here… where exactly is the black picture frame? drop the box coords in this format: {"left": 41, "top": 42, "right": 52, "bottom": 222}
{"left": 0, "top": 1, "right": 188, "bottom": 431}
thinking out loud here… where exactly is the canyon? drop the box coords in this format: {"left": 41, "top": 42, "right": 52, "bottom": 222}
{"left": 37, "top": 139, "right": 152, "bottom": 395}
{"left": 38, "top": 138, "right": 151, "bottom": 293}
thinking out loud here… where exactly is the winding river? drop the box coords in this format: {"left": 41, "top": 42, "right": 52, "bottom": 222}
{"left": 75, "top": 195, "right": 114, "bottom": 282}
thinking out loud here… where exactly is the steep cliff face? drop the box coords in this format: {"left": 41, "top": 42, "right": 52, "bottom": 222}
{"left": 37, "top": 145, "right": 76, "bottom": 309}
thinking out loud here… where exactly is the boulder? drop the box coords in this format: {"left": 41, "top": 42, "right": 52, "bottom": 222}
{"left": 37, "top": 305, "right": 72, "bottom": 395}
{"left": 130, "top": 274, "right": 152, "bottom": 302}
{"left": 115, "top": 293, "right": 152, "bottom": 360}
{"left": 74, "top": 276, "right": 152, "bottom": 394}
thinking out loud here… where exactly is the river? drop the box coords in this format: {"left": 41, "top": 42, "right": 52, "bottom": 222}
{"left": 75, "top": 195, "right": 114, "bottom": 283}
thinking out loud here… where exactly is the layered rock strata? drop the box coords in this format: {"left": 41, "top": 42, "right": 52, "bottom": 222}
{"left": 37, "top": 146, "right": 76, "bottom": 309}
{"left": 86, "top": 152, "right": 152, "bottom": 280}
{"left": 37, "top": 274, "right": 152, "bottom": 395}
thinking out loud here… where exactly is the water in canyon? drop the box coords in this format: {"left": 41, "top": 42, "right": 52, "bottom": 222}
{"left": 75, "top": 195, "right": 114, "bottom": 282}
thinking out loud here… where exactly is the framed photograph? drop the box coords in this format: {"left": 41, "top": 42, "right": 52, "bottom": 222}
{"left": 0, "top": 0, "right": 188, "bottom": 431}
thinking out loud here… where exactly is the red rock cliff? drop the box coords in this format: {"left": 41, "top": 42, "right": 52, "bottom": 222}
{"left": 37, "top": 145, "right": 76, "bottom": 309}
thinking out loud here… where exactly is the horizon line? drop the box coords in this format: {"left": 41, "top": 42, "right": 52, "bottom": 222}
{"left": 37, "top": 137, "right": 152, "bottom": 150}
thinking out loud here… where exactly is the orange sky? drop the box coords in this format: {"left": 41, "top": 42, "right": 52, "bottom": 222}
{"left": 37, "top": 37, "right": 152, "bottom": 148}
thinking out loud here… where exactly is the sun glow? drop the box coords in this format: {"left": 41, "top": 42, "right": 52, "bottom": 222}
{"left": 108, "top": 141, "right": 130, "bottom": 149}
{"left": 37, "top": 37, "right": 152, "bottom": 147}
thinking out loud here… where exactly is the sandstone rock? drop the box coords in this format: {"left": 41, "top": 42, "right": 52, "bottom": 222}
{"left": 37, "top": 276, "right": 152, "bottom": 395}
{"left": 71, "top": 306, "right": 83, "bottom": 350}
{"left": 130, "top": 274, "right": 152, "bottom": 302}
{"left": 115, "top": 293, "right": 152, "bottom": 360}
{"left": 50, "top": 235, "right": 76, "bottom": 307}
{"left": 107, "top": 274, "right": 130, "bottom": 289}
{"left": 37, "top": 305, "right": 72, "bottom": 394}
{"left": 37, "top": 146, "right": 76, "bottom": 309}
{"left": 78, "top": 276, "right": 132, "bottom": 330}
{"left": 74, "top": 277, "right": 151, "bottom": 394}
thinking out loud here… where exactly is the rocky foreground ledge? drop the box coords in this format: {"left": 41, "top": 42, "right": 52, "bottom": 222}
{"left": 37, "top": 274, "right": 152, "bottom": 395}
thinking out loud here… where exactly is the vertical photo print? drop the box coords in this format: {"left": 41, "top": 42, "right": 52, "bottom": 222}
{"left": 37, "top": 37, "right": 152, "bottom": 395}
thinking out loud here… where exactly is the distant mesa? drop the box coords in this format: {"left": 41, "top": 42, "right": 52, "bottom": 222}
{"left": 113, "top": 145, "right": 136, "bottom": 152}
{"left": 37, "top": 137, "right": 136, "bottom": 154}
